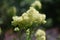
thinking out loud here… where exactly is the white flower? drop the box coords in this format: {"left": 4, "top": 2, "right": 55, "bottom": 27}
{"left": 43, "top": 21, "right": 47, "bottom": 24}
{"left": 41, "top": 36, "right": 46, "bottom": 40}
{"left": 12, "top": 16, "right": 18, "bottom": 21}
{"left": 35, "top": 29, "right": 46, "bottom": 40}
{"left": 28, "top": 7, "right": 39, "bottom": 14}
{"left": 35, "top": 29, "right": 45, "bottom": 36}
{"left": 41, "top": 14, "right": 46, "bottom": 20}
{"left": 31, "top": 0, "right": 42, "bottom": 9}
{"left": 13, "top": 16, "right": 23, "bottom": 22}
{"left": 22, "top": 13, "right": 29, "bottom": 20}
{"left": 12, "top": 4, "right": 46, "bottom": 28}
{"left": 22, "top": 13, "right": 28, "bottom": 17}
{"left": 23, "top": 16, "right": 29, "bottom": 20}
{"left": 14, "top": 27, "right": 20, "bottom": 31}
{"left": 18, "top": 16, "right": 23, "bottom": 22}
{"left": 26, "top": 7, "right": 40, "bottom": 20}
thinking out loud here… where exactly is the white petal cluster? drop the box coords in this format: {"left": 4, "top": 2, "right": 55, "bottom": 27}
{"left": 31, "top": 0, "right": 42, "bottom": 9}
{"left": 12, "top": 7, "right": 46, "bottom": 29}
{"left": 26, "top": 7, "right": 46, "bottom": 24}
{"left": 14, "top": 27, "right": 20, "bottom": 31}
{"left": 35, "top": 29, "right": 46, "bottom": 40}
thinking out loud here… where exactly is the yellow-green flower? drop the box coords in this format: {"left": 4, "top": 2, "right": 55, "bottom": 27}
{"left": 31, "top": 0, "right": 42, "bottom": 9}
{"left": 14, "top": 27, "right": 20, "bottom": 31}
{"left": 35, "top": 29, "right": 46, "bottom": 40}
{"left": 12, "top": 7, "right": 46, "bottom": 28}
{"left": 12, "top": 1, "right": 46, "bottom": 29}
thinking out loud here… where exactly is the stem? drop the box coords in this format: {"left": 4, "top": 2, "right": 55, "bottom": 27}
{"left": 26, "top": 29, "right": 31, "bottom": 40}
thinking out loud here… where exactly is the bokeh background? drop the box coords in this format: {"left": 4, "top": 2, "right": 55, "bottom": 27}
{"left": 0, "top": 0, "right": 60, "bottom": 40}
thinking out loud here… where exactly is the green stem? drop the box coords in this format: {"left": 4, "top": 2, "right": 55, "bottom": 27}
{"left": 26, "top": 29, "right": 31, "bottom": 40}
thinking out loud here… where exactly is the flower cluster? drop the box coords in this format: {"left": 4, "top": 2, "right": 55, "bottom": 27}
{"left": 11, "top": 0, "right": 46, "bottom": 40}
{"left": 12, "top": 7, "right": 46, "bottom": 29}
{"left": 35, "top": 29, "right": 46, "bottom": 40}
{"left": 31, "top": 0, "right": 42, "bottom": 9}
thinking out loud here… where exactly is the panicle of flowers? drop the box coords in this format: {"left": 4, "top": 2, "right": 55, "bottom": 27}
{"left": 11, "top": 0, "right": 46, "bottom": 40}
{"left": 26, "top": 7, "right": 46, "bottom": 24}
{"left": 12, "top": 7, "right": 46, "bottom": 29}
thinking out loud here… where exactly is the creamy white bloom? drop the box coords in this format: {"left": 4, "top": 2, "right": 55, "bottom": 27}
{"left": 13, "top": 16, "right": 23, "bottom": 22}
{"left": 12, "top": 16, "right": 18, "bottom": 21}
{"left": 41, "top": 14, "right": 46, "bottom": 20}
{"left": 26, "top": 7, "right": 46, "bottom": 24}
{"left": 35, "top": 29, "right": 45, "bottom": 36}
{"left": 12, "top": 4, "right": 46, "bottom": 29}
{"left": 41, "top": 36, "right": 46, "bottom": 40}
{"left": 31, "top": 0, "right": 42, "bottom": 9}
{"left": 35, "top": 29, "right": 46, "bottom": 40}
{"left": 12, "top": 7, "right": 46, "bottom": 27}
{"left": 22, "top": 13, "right": 28, "bottom": 17}
{"left": 43, "top": 21, "right": 47, "bottom": 24}
{"left": 12, "top": 1, "right": 46, "bottom": 40}
{"left": 22, "top": 13, "right": 29, "bottom": 20}
{"left": 23, "top": 16, "right": 29, "bottom": 20}
{"left": 27, "top": 7, "right": 39, "bottom": 14}
{"left": 26, "top": 7, "right": 40, "bottom": 20}
{"left": 14, "top": 27, "right": 20, "bottom": 31}
{"left": 18, "top": 16, "right": 23, "bottom": 22}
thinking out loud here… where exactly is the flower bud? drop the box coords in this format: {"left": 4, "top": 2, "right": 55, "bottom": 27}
{"left": 35, "top": 29, "right": 46, "bottom": 40}
{"left": 31, "top": 0, "right": 42, "bottom": 9}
